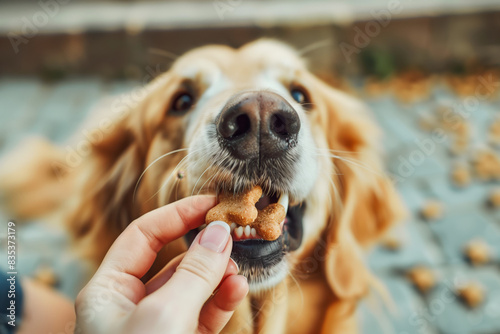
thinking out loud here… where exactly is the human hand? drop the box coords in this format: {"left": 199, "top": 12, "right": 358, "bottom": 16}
{"left": 75, "top": 196, "right": 249, "bottom": 334}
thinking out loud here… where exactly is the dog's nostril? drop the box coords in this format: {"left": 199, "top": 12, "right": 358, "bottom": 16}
{"left": 218, "top": 112, "right": 252, "bottom": 140}
{"left": 232, "top": 114, "right": 251, "bottom": 138}
{"left": 270, "top": 113, "right": 287, "bottom": 136}
{"left": 269, "top": 110, "right": 300, "bottom": 139}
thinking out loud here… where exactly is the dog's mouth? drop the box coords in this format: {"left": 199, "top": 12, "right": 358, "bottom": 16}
{"left": 185, "top": 189, "right": 305, "bottom": 290}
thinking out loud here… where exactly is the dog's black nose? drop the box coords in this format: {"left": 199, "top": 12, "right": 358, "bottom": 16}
{"left": 216, "top": 91, "right": 300, "bottom": 160}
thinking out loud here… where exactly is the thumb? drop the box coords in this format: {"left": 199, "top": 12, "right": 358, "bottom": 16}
{"left": 152, "top": 221, "right": 232, "bottom": 314}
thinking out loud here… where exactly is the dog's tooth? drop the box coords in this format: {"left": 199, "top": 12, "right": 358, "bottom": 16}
{"left": 278, "top": 193, "right": 289, "bottom": 213}
{"left": 244, "top": 225, "right": 250, "bottom": 237}
{"left": 230, "top": 222, "right": 237, "bottom": 233}
{"left": 235, "top": 226, "right": 244, "bottom": 238}
{"left": 251, "top": 227, "right": 257, "bottom": 237}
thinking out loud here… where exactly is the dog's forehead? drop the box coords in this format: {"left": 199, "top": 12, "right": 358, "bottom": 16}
{"left": 171, "top": 41, "right": 305, "bottom": 82}
{"left": 238, "top": 40, "right": 305, "bottom": 70}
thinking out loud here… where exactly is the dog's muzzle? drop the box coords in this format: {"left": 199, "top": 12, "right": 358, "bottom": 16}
{"left": 186, "top": 91, "right": 306, "bottom": 291}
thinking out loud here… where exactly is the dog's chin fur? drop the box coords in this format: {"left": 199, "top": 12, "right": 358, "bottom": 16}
{"left": 245, "top": 260, "right": 289, "bottom": 293}
{"left": 0, "top": 39, "right": 406, "bottom": 334}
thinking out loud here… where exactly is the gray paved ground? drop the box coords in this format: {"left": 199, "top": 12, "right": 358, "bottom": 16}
{"left": 0, "top": 77, "right": 499, "bottom": 334}
{"left": 357, "top": 80, "right": 500, "bottom": 334}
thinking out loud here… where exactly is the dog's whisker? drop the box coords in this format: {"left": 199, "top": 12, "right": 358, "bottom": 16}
{"left": 204, "top": 173, "right": 218, "bottom": 197}
{"left": 298, "top": 38, "right": 332, "bottom": 56}
{"left": 309, "top": 148, "right": 377, "bottom": 175}
{"left": 328, "top": 154, "right": 384, "bottom": 177}
{"left": 157, "top": 175, "right": 178, "bottom": 205}
{"left": 195, "top": 171, "right": 218, "bottom": 197}
{"left": 190, "top": 164, "right": 212, "bottom": 197}
{"left": 330, "top": 165, "right": 345, "bottom": 218}
{"left": 133, "top": 148, "right": 189, "bottom": 204}
{"left": 146, "top": 166, "right": 183, "bottom": 204}
{"left": 187, "top": 148, "right": 217, "bottom": 197}
{"left": 310, "top": 146, "right": 363, "bottom": 155}
{"left": 174, "top": 171, "right": 185, "bottom": 202}
{"left": 286, "top": 267, "right": 305, "bottom": 320}
{"left": 166, "top": 177, "right": 180, "bottom": 203}
{"left": 325, "top": 173, "right": 337, "bottom": 213}
{"left": 309, "top": 146, "right": 383, "bottom": 177}
{"left": 145, "top": 147, "right": 204, "bottom": 204}
{"left": 148, "top": 48, "right": 179, "bottom": 61}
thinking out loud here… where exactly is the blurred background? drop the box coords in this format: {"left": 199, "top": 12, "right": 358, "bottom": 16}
{"left": 1, "top": 0, "right": 500, "bottom": 333}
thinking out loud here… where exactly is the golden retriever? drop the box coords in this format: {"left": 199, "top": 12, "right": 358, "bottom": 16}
{"left": 0, "top": 39, "right": 404, "bottom": 333}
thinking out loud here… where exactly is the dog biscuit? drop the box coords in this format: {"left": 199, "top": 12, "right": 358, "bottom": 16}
{"left": 489, "top": 188, "right": 500, "bottom": 208}
{"left": 451, "top": 164, "right": 471, "bottom": 187}
{"left": 206, "top": 185, "right": 285, "bottom": 240}
{"left": 381, "top": 235, "right": 402, "bottom": 251}
{"left": 253, "top": 203, "right": 286, "bottom": 241}
{"left": 457, "top": 282, "right": 484, "bottom": 308}
{"left": 420, "top": 200, "right": 444, "bottom": 221}
{"left": 407, "top": 266, "right": 436, "bottom": 293}
{"left": 464, "top": 239, "right": 490, "bottom": 266}
{"left": 206, "top": 186, "right": 262, "bottom": 226}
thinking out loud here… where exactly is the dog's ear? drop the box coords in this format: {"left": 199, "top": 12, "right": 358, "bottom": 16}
{"left": 69, "top": 112, "right": 144, "bottom": 261}
{"left": 311, "top": 78, "right": 406, "bottom": 299}
{"left": 69, "top": 74, "right": 175, "bottom": 262}
{"left": 323, "top": 165, "right": 402, "bottom": 299}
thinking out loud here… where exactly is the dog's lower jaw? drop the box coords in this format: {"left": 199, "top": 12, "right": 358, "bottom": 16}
{"left": 244, "top": 259, "right": 289, "bottom": 293}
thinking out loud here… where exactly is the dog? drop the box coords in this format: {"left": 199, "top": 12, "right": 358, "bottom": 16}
{"left": 0, "top": 39, "right": 404, "bottom": 333}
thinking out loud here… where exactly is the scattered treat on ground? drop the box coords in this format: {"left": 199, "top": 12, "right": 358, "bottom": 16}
{"left": 489, "top": 118, "right": 500, "bottom": 146}
{"left": 364, "top": 78, "right": 389, "bottom": 96}
{"left": 472, "top": 149, "right": 500, "bottom": 181}
{"left": 446, "top": 74, "right": 479, "bottom": 97}
{"left": 456, "top": 282, "right": 485, "bottom": 308}
{"left": 451, "top": 163, "right": 471, "bottom": 187}
{"left": 449, "top": 137, "right": 469, "bottom": 156}
{"left": 391, "top": 70, "right": 431, "bottom": 103}
{"left": 464, "top": 239, "right": 491, "bottom": 265}
{"left": 418, "top": 114, "right": 437, "bottom": 132}
{"left": 420, "top": 200, "right": 444, "bottom": 221}
{"left": 407, "top": 266, "right": 436, "bottom": 293}
{"left": 381, "top": 235, "right": 402, "bottom": 251}
{"left": 489, "top": 188, "right": 500, "bottom": 208}
{"left": 432, "top": 109, "right": 470, "bottom": 156}
{"left": 453, "top": 121, "right": 470, "bottom": 139}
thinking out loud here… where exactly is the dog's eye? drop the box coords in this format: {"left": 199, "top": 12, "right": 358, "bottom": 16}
{"left": 170, "top": 93, "right": 194, "bottom": 115}
{"left": 291, "top": 88, "right": 308, "bottom": 105}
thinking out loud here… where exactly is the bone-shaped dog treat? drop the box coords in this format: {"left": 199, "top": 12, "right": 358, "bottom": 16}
{"left": 205, "top": 185, "right": 285, "bottom": 241}
{"left": 205, "top": 186, "right": 262, "bottom": 226}
{"left": 253, "top": 203, "right": 286, "bottom": 241}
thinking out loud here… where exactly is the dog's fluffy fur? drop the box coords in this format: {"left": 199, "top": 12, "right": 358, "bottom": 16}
{"left": 0, "top": 39, "right": 404, "bottom": 333}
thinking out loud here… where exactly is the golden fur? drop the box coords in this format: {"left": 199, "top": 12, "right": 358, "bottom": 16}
{"left": 0, "top": 39, "right": 404, "bottom": 333}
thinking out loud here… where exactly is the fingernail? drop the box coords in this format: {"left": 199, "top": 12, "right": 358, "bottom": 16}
{"left": 230, "top": 257, "right": 239, "bottom": 273}
{"left": 200, "top": 221, "right": 230, "bottom": 253}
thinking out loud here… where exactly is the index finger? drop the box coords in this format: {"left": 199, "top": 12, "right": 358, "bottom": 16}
{"left": 99, "top": 195, "right": 216, "bottom": 279}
